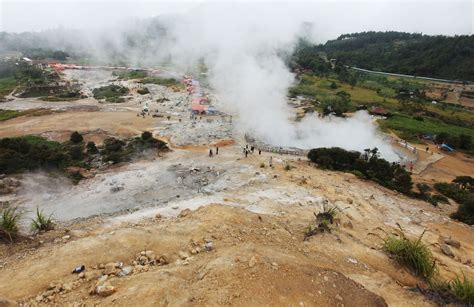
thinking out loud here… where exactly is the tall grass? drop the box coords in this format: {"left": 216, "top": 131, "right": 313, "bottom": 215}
{"left": 448, "top": 273, "right": 474, "bottom": 304}
{"left": 0, "top": 206, "right": 22, "bottom": 243}
{"left": 382, "top": 230, "right": 436, "bottom": 280}
{"left": 31, "top": 207, "right": 54, "bottom": 232}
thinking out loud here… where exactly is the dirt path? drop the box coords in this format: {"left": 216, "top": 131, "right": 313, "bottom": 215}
{"left": 0, "top": 111, "right": 157, "bottom": 143}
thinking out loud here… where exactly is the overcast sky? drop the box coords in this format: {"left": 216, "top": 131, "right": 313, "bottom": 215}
{"left": 1, "top": 0, "right": 472, "bottom": 41}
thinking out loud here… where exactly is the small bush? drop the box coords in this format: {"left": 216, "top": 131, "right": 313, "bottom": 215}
{"left": 0, "top": 206, "right": 22, "bottom": 242}
{"left": 70, "top": 131, "right": 83, "bottom": 144}
{"left": 350, "top": 170, "right": 366, "bottom": 179}
{"left": 141, "top": 131, "right": 153, "bottom": 141}
{"left": 31, "top": 207, "right": 54, "bottom": 232}
{"left": 382, "top": 230, "right": 436, "bottom": 280}
{"left": 137, "top": 87, "right": 150, "bottom": 95}
{"left": 92, "top": 85, "right": 128, "bottom": 102}
{"left": 432, "top": 194, "right": 448, "bottom": 204}
{"left": 304, "top": 204, "right": 338, "bottom": 239}
{"left": 435, "top": 182, "right": 473, "bottom": 225}
{"left": 260, "top": 162, "right": 265, "bottom": 168}
{"left": 86, "top": 141, "right": 98, "bottom": 154}
{"left": 284, "top": 164, "right": 292, "bottom": 171}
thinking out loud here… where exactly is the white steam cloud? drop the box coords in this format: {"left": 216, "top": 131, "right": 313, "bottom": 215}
{"left": 3, "top": 3, "right": 400, "bottom": 160}
{"left": 160, "top": 4, "right": 398, "bottom": 160}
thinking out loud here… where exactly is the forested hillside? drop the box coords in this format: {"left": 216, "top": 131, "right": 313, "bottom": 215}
{"left": 294, "top": 32, "right": 474, "bottom": 81}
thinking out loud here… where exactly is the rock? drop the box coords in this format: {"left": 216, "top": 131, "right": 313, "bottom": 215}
{"left": 104, "top": 263, "right": 117, "bottom": 275}
{"left": 178, "top": 251, "right": 189, "bottom": 260}
{"left": 145, "top": 250, "right": 155, "bottom": 260}
{"left": 62, "top": 235, "right": 71, "bottom": 240}
{"left": 96, "top": 275, "right": 108, "bottom": 286}
{"left": 62, "top": 282, "right": 73, "bottom": 292}
{"left": 84, "top": 270, "right": 102, "bottom": 281}
{"left": 158, "top": 255, "right": 170, "bottom": 265}
{"left": 35, "top": 295, "right": 44, "bottom": 302}
{"left": 443, "top": 237, "right": 461, "bottom": 249}
{"left": 110, "top": 186, "right": 124, "bottom": 193}
{"left": 342, "top": 221, "right": 354, "bottom": 229}
{"left": 138, "top": 256, "right": 148, "bottom": 265}
{"left": 440, "top": 244, "right": 454, "bottom": 258}
{"left": 204, "top": 242, "right": 214, "bottom": 251}
{"left": 171, "top": 205, "right": 179, "bottom": 210}
{"left": 118, "top": 266, "right": 133, "bottom": 277}
{"left": 335, "top": 294, "right": 343, "bottom": 301}
{"left": 248, "top": 256, "right": 257, "bottom": 268}
{"left": 155, "top": 213, "right": 162, "bottom": 219}
{"left": 346, "top": 198, "right": 353, "bottom": 204}
{"left": 78, "top": 272, "right": 85, "bottom": 279}
{"left": 178, "top": 209, "right": 191, "bottom": 218}
{"left": 271, "top": 262, "right": 279, "bottom": 270}
{"left": 347, "top": 257, "right": 358, "bottom": 264}
{"left": 95, "top": 284, "right": 116, "bottom": 297}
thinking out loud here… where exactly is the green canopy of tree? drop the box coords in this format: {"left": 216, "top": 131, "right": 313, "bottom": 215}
{"left": 294, "top": 31, "right": 474, "bottom": 81}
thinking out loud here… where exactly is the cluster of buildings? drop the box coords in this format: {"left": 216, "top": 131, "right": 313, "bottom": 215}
{"left": 183, "top": 75, "right": 217, "bottom": 115}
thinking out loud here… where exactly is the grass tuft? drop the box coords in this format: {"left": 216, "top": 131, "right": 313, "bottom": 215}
{"left": 382, "top": 230, "right": 436, "bottom": 280}
{"left": 448, "top": 273, "right": 474, "bottom": 304}
{"left": 0, "top": 206, "right": 22, "bottom": 243}
{"left": 31, "top": 207, "right": 54, "bottom": 232}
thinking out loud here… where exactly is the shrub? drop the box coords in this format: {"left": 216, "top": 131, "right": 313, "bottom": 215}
{"left": 260, "top": 163, "right": 265, "bottom": 168}
{"left": 432, "top": 194, "right": 448, "bottom": 204}
{"left": 141, "top": 131, "right": 153, "bottom": 141}
{"left": 382, "top": 230, "right": 436, "bottom": 280}
{"left": 68, "top": 144, "right": 84, "bottom": 161}
{"left": 417, "top": 183, "right": 432, "bottom": 195}
{"left": 0, "top": 136, "right": 67, "bottom": 174}
{"left": 350, "top": 170, "right": 366, "bottom": 179}
{"left": 70, "top": 131, "right": 83, "bottom": 143}
{"left": 31, "top": 207, "right": 54, "bottom": 232}
{"left": 92, "top": 85, "right": 128, "bottom": 102}
{"left": 284, "top": 164, "right": 292, "bottom": 171}
{"left": 137, "top": 87, "right": 150, "bottom": 95}
{"left": 0, "top": 206, "right": 22, "bottom": 243}
{"left": 304, "top": 204, "right": 338, "bottom": 239}
{"left": 308, "top": 147, "right": 413, "bottom": 194}
{"left": 86, "top": 141, "right": 98, "bottom": 154}
{"left": 435, "top": 182, "right": 474, "bottom": 225}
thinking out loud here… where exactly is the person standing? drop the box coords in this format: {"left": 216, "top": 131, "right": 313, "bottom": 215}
{"left": 245, "top": 150, "right": 248, "bottom": 158}
{"left": 258, "top": 149, "right": 261, "bottom": 155}
{"left": 209, "top": 149, "right": 213, "bottom": 157}
{"left": 269, "top": 156, "right": 273, "bottom": 167}
{"left": 216, "top": 147, "right": 219, "bottom": 155}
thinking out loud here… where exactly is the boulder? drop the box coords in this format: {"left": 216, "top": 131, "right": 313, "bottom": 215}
{"left": 104, "top": 263, "right": 117, "bottom": 275}
{"left": 95, "top": 284, "right": 116, "bottom": 297}
{"left": 178, "top": 251, "right": 189, "bottom": 260}
{"left": 443, "top": 237, "right": 461, "bottom": 249}
{"left": 440, "top": 244, "right": 454, "bottom": 258}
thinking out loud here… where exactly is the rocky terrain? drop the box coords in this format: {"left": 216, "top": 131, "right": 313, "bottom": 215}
{"left": 0, "top": 68, "right": 472, "bottom": 306}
